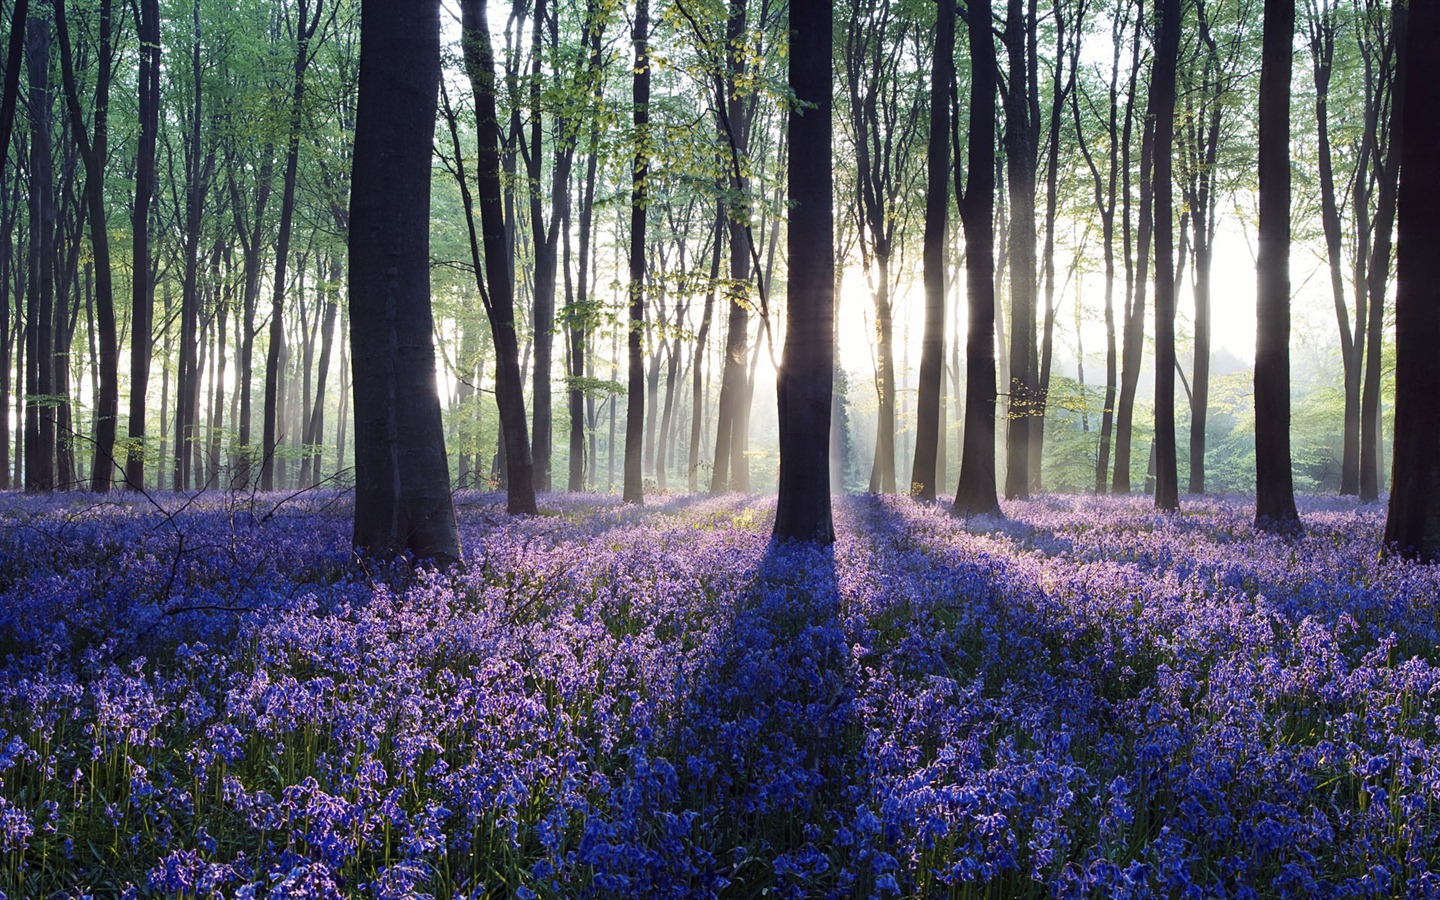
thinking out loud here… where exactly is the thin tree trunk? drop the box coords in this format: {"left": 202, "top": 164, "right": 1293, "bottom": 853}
{"left": 623, "top": 0, "right": 648, "bottom": 505}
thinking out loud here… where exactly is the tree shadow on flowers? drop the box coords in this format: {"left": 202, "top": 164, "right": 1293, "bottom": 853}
{"left": 575, "top": 528, "right": 858, "bottom": 898}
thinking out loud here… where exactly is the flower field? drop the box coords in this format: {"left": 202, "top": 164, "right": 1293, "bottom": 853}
{"left": 1, "top": 490, "right": 1438, "bottom": 898}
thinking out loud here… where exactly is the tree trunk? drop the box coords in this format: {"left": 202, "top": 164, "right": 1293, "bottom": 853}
{"left": 23, "top": 9, "right": 56, "bottom": 492}
{"left": 953, "top": 0, "right": 1001, "bottom": 518}
{"left": 623, "top": 0, "right": 648, "bottom": 504}
{"left": 1001, "top": 0, "right": 1039, "bottom": 500}
{"left": 774, "top": 0, "right": 834, "bottom": 543}
{"left": 461, "top": 0, "right": 537, "bottom": 514}
{"left": 1360, "top": 71, "right": 1402, "bottom": 503}
{"left": 55, "top": 0, "right": 117, "bottom": 491}
{"left": 690, "top": 201, "right": 722, "bottom": 492}
{"left": 1384, "top": 0, "right": 1439, "bottom": 560}
{"left": 1113, "top": 15, "right": 1150, "bottom": 495}
{"left": 261, "top": 0, "right": 322, "bottom": 491}
{"left": 911, "top": 0, "right": 950, "bottom": 501}
{"left": 1151, "top": 0, "right": 1181, "bottom": 511}
{"left": 1254, "top": 0, "right": 1300, "bottom": 532}
{"left": 349, "top": 0, "right": 460, "bottom": 563}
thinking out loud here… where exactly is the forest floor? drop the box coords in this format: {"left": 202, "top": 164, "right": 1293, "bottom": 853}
{"left": 0, "top": 489, "right": 1437, "bottom": 898}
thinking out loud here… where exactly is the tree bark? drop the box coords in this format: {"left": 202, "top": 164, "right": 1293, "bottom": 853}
{"left": 1383, "top": 0, "right": 1439, "bottom": 560}
{"left": 24, "top": 9, "right": 56, "bottom": 492}
{"left": 261, "top": 0, "right": 323, "bottom": 491}
{"left": 1150, "top": 0, "right": 1181, "bottom": 512}
{"left": 774, "top": 0, "right": 834, "bottom": 543}
{"left": 55, "top": 0, "right": 117, "bottom": 491}
{"left": 953, "top": 0, "right": 1001, "bottom": 519}
{"left": 1113, "top": 16, "right": 1151, "bottom": 495}
{"left": 461, "top": 0, "right": 537, "bottom": 514}
{"left": 1255, "top": 0, "right": 1301, "bottom": 533}
{"left": 349, "top": 0, "right": 460, "bottom": 564}
{"left": 623, "top": 0, "right": 648, "bottom": 505}
{"left": 911, "top": 0, "right": 953, "bottom": 502}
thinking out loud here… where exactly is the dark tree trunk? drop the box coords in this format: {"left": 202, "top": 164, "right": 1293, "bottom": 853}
{"left": 1002, "top": 0, "right": 1039, "bottom": 500}
{"left": 623, "top": 0, "right": 648, "bottom": 505}
{"left": 461, "top": 0, "right": 537, "bottom": 514}
{"left": 952, "top": 0, "right": 1000, "bottom": 519}
{"left": 1384, "top": 0, "right": 1439, "bottom": 560}
{"left": 0, "top": 0, "right": 25, "bottom": 490}
{"left": 774, "top": 0, "right": 834, "bottom": 543}
{"left": 0, "top": 0, "right": 28, "bottom": 162}
{"left": 349, "top": 0, "right": 460, "bottom": 564}
{"left": 55, "top": 0, "right": 117, "bottom": 491}
{"left": 1255, "top": 0, "right": 1300, "bottom": 533}
{"left": 24, "top": 9, "right": 55, "bottom": 492}
{"left": 911, "top": 0, "right": 953, "bottom": 502}
{"left": 1150, "top": 0, "right": 1181, "bottom": 511}
{"left": 174, "top": 0, "right": 210, "bottom": 492}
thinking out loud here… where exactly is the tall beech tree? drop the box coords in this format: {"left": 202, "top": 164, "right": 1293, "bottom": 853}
{"left": 911, "top": 0, "right": 953, "bottom": 503}
{"left": 1254, "top": 0, "right": 1300, "bottom": 533}
{"left": 1001, "top": 0, "right": 1040, "bottom": 500}
{"left": 348, "top": 0, "right": 459, "bottom": 563}
{"left": 1150, "top": 0, "right": 1181, "bottom": 512}
{"left": 953, "top": 0, "right": 1001, "bottom": 519}
{"left": 24, "top": 6, "right": 56, "bottom": 492}
{"left": 461, "top": 0, "right": 537, "bottom": 515}
{"left": 774, "top": 0, "right": 834, "bottom": 543}
{"left": 623, "top": 0, "right": 648, "bottom": 505}
{"left": 1073, "top": 0, "right": 1133, "bottom": 493}
{"left": 125, "top": 0, "right": 160, "bottom": 491}
{"left": 842, "top": 0, "right": 921, "bottom": 495}
{"left": 261, "top": 0, "right": 326, "bottom": 491}
{"left": 54, "top": 0, "right": 117, "bottom": 492}
{"left": 708, "top": 0, "right": 761, "bottom": 495}
{"left": 1384, "top": 0, "right": 1438, "bottom": 561}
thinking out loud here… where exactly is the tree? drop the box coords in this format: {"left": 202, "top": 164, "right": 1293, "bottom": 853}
{"left": 54, "top": 0, "right": 117, "bottom": 492}
{"left": 842, "top": 0, "right": 921, "bottom": 495}
{"left": 1001, "top": 0, "right": 1040, "bottom": 500}
{"left": 1254, "top": 0, "right": 1300, "bottom": 533}
{"left": 124, "top": 0, "right": 160, "bottom": 491}
{"left": 1112, "top": 12, "right": 1152, "bottom": 495}
{"left": 774, "top": 0, "right": 834, "bottom": 543}
{"left": 1383, "top": 0, "right": 1437, "bottom": 561}
{"left": 1150, "top": 0, "right": 1181, "bottom": 512}
{"left": 23, "top": 5, "right": 56, "bottom": 493}
{"left": 911, "top": 0, "right": 953, "bottom": 502}
{"left": 261, "top": 0, "right": 327, "bottom": 491}
{"left": 1073, "top": 0, "right": 1134, "bottom": 494}
{"left": 460, "top": 0, "right": 538, "bottom": 515}
{"left": 348, "top": 0, "right": 460, "bottom": 563}
{"left": 623, "top": 0, "right": 648, "bottom": 505}
{"left": 953, "top": 0, "right": 1001, "bottom": 519}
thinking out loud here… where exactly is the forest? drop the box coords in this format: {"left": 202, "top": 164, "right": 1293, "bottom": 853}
{"left": 2, "top": 0, "right": 1440, "bottom": 894}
